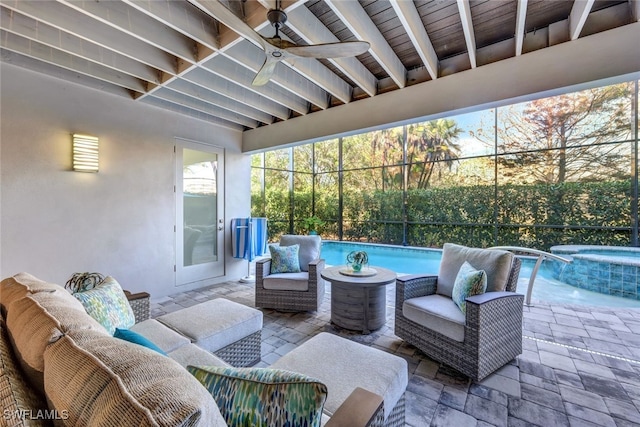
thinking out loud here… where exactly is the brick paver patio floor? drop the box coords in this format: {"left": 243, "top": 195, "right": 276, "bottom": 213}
{"left": 151, "top": 280, "right": 640, "bottom": 427}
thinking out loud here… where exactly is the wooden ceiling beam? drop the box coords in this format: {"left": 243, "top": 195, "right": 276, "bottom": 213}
{"left": 569, "top": 0, "right": 596, "bottom": 40}
{"left": 123, "top": 0, "right": 219, "bottom": 50}
{"left": 188, "top": 0, "right": 329, "bottom": 110}
{"left": 325, "top": 0, "right": 406, "bottom": 89}
{"left": 2, "top": 49, "right": 135, "bottom": 98}
{"left": 205, "top": 50, "right": 308, "bottom": 114}
{"left": 0, "top": 30, "right": 147, "bottom": 93}
{"left": 456, "top": 0, "right": 477, "bottom": 69}
{"left": 54, "top": 0, "right": 210, "bottom": 105}
{"left": 167, "top": 79, "right": 274, "bottom": 124}
{"left": 123, "top": 0, "right": 289, "bottom": 122}
{"left": 515, "top": 0, "right": 528, "bottom": 56}
{"left": 57, "top": 0, "right": 196, "bottom": 62}
{"left": 256, "top": 0, "right": 304, "bottom": 12}
{"left": 283, "top": 5, "right": 377, "bottom": 99}
{"left": 152, "top": 86, "right": 259, "bottom": 128}
{"left": 190, "top": 0, "right": 265, "bottom": 48}
{"left": 0, "top": 7, "right": 160, "bottom": 84}
{"left": 2, "top": 0, "right": 177, "bottom": 73}
{"left": 277, "top": 55, "right": 353, "bottom": 105}
{"left": 141, "top": 95, "right": 244, "bottom": 131}
{"left": 182, "top": 68, "right": 290, "bottom": 121}
{"left": 390, "top": 0, "right": 438, "bottom": 80}
{"left": 117, "top": 0, "right": 220, "bottom": 102}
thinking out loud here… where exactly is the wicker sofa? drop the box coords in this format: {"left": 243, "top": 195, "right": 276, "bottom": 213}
{"left": 0, "top": 273, "right": 388, "bottom": 426}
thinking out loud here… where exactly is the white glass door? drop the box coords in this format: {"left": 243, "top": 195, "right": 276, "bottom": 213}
{"left": 175, "top": 141, "right": 224, "bottom": 286}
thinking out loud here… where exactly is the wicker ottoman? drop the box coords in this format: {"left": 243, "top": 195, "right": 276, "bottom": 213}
{"left": 270, "top": 332, "right": 407, "bottom": 427}
{"left": 157, "top": 298, "right": 262, "bottom": 367}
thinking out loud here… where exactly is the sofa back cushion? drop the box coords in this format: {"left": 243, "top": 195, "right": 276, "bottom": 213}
{"left": 44, "top": 329, "right": 226, "bottom": 427}
{"left": 0, "top": 273, "right": 59, "bottom": 317}
{"left": 437, "top": 243, "right": 514, "bottom": 298}
{"left": 5, "top": 289, "right": 108, "bottom": 395}
{"left": 279, "top": 235, "right": 321, "bottom": 272}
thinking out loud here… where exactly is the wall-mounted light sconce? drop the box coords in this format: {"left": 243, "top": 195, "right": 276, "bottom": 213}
{"left": 72, "top": 134, "right": 99, "bottom": 172}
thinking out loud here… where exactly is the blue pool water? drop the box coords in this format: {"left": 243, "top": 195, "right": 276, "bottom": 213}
{"left": 321, "top": 241, "right": 640, "bottom": 308}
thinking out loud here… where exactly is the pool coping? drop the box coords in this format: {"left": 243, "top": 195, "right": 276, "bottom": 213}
{"left": 551, "top": 244, "right": 640, "bottom": 267}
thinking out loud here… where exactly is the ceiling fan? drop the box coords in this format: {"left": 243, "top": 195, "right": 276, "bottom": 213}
{"left": 220, "top": 2, "right": 370, "bottom": 86}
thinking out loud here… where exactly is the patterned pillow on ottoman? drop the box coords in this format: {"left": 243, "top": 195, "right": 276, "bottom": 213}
{"left": 188, "top": 365, "right": 327, "bottom": 427}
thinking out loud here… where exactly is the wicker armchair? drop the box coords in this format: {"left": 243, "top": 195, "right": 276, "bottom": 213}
{"left": 395, "top": 243, "right": 523, "bottom": 381}
{"left": 255, "top": 235, "right": 325, "bottom": 311}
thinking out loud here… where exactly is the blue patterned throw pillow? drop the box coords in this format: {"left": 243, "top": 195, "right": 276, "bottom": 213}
{"left": 269, "top": 244, "right": 301, "bottom": 274}
{"left": 188, "top": 365, "right": 326, "bottom": 427}
{"left": 452, "top": 261, "right": 487, "bottom": 314}
{"left": 73, "top": 276, "right": 135, "bottom": 334}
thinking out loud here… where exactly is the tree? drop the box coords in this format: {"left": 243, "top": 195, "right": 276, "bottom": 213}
{"left": 407, "top": 119, "right": 463, "bottom": 189}
{"left": 369, "top": 127, "right": 403, "bottom": 191}
{"left": 494, "top": 83, "right": 632, "bottom": 184}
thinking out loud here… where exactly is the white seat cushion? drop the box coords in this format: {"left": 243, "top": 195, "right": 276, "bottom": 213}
{"left": 403, "top": 294, "right": 466, "bottom": 342}
{"left": 263, "top": 272, "right": 310, "bottom": 291}
{"left": 167, "top": 344, "right": 230, "bottom": 368}
{"left": 130, "top": 319, "right": 190, "bottom": 353}
{"left": 271, "top": 332, "right": 407, "bottom": 422}
{"left": 157, "top": 298, "right": 263, "bottom": 353}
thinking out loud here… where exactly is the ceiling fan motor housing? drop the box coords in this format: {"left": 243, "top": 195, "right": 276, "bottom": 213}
{"left": 267, "top": 9, "right": 287, "bottom": 28}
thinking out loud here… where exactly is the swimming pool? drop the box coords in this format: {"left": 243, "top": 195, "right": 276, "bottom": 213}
{"left": 321, "top": 241, "right": 640, "bottom": 308}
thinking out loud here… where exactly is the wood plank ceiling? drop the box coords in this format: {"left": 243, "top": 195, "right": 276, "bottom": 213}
{"left": 1, "top": 0, "right": 638, "bottom": 132}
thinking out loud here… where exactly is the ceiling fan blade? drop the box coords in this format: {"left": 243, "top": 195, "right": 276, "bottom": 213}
{"left": 252, "top": 56, "right": 281, "bottom": 86}
{"left": 189, "top": 0, "right": 268, "bottom": 50}
{"left": 285, "top": 41, "right": 370, "bottom": 59}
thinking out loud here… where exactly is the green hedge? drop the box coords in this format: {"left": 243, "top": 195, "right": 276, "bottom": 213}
{"left": 253, "top": 180, "right": 634, "bottom": 249}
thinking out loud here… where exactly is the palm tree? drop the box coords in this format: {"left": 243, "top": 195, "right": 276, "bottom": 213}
{"left": 407, "top": 119, "right": 462, "bottom": 189}
{"left": 369, "top": 127, "right": 403, "bottom": 191}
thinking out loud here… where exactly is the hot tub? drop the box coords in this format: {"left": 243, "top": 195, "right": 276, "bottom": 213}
{"left": 550, "top": 245, "right": 640, "bottom": 300}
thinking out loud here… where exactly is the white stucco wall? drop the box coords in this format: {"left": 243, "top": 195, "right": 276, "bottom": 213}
{"left": 0, "top": 63, "right": 251, "bottom": 297}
